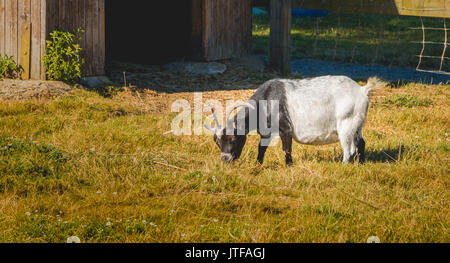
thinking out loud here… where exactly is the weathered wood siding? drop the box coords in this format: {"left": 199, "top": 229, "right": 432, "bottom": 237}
{"left": 0, "top": 0, "right": 46, "bottom": 79}
{"left": 202, "top": 0, "right": 252, "bottom": 61}
{"left": 46, "top": 0, "right": 105, "bottom": 76}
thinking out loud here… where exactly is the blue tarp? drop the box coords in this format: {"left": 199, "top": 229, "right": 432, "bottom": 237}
{"left": 291, "top": 9, "right": 328, "bottom": 17}
{"left": 253, "top": 8, "right": 268, "bottom": 16}
{"left": 263, "top": 7, "right": 329, "bottom": 17}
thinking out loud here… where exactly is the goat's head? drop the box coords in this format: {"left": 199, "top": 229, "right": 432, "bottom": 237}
{"left": 205, "top": 102, "right": 255, "bottom": 163}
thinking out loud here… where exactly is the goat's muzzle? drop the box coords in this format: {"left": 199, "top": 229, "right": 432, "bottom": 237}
{"left": 221, "top": 153, "right": 233, "bottom": 163}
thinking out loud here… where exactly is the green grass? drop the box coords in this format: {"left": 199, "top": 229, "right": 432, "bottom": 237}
{"left": 252, "top": 12, "right": 449, "bottom": 71}
{"left": 0, "top": 80, "right": 448, "bottom": 243}
{"left": 382, "top": 94, "right": 433, "bottom": 108}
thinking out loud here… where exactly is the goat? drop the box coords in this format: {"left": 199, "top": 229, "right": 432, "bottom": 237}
{"left": 205, "top": 76, "right": 386, "bottom": 165}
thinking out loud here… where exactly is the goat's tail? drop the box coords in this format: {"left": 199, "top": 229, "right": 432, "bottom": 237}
{"left": 362, "top": 77, "right": 387, "bottom": 96}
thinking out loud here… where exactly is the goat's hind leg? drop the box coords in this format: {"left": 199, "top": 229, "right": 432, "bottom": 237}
{"left": 338, "top": 123, "right": 357, "bottom": 164}
{"left": 355, "top": 132, "right": 366, "bottom": 164}
{"left": 339, "top": 138, "right": 354, "bottom": 164}
{"left": 340, "top": 132, "right": 365, "bottom": 164}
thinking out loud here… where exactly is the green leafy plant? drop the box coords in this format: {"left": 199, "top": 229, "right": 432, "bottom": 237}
{"left": 0, "top": 54, "right": 22, "bottom": 79}
{"left": 43, "top": 28, "right": 85, "bottom": 82}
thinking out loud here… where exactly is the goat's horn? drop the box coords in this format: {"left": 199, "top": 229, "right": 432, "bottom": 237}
{"left": 204, "top": 123, "right": 216, "bottom": 133}
{"left": 226, "top": 101, "right": 255, "bottom": 120}
{"left": 211, "top": 108, "right": 222, "bottom": 130}
{"left": 204, "top": 109, "right": 222, "bottom": 134}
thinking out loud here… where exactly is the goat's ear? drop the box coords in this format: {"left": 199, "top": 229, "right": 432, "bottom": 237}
{"left": 231, "top": 113, "right": 247, "bottom": 132}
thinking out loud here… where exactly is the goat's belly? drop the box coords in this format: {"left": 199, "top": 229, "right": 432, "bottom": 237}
{"left": 288, "top": 111, "right": 340, "bottom": 145}
{"left": 292, "top": 129, "right": 339, "bottom": 145}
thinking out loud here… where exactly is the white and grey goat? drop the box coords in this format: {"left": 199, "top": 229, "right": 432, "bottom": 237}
{"left": 205, "top": 76, "right": 385, "bottom": 165}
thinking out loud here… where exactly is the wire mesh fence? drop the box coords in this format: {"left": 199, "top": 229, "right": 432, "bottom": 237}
{"left": 414, "top": 17, "right": 448, "bottom": 73}
{"left": 252, "top": 9, "right": 449, "bottom": 74}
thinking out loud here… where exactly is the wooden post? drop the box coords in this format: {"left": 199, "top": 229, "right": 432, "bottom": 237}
{"left": 270, "top": 0, "right": 291, "bottom": 74}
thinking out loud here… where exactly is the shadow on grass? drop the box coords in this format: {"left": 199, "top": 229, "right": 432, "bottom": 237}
{"left": 303, "top": 144, "right": 410, "bottom": 163}
{"left": 103, "top": 60, "right": 287, "bottom": 94}
{"left": 101, "top": 52, "right": 447, "bottom": 96}
{"left": 297, "top": 145, "right": 408, "bottom": 164}
{"left": 365, "top": 145, "right": 407, "bottom": 163}
{"left": 81, "top": 82, "right": 127, "bottom": 98}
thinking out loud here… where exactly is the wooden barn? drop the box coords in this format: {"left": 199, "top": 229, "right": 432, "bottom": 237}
{"left": 0, "top": 0, "right": 253, "bottom": 80}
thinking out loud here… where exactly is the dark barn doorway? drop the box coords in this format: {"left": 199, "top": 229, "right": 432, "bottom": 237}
{"left": 106, "top": 1, "right": 192, "bottom": 65}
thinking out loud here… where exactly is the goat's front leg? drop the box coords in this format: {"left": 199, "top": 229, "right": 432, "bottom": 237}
{"left": 280, "top": 125, "right": 293, "bottom": 166}
{"left": 257, "top": 135, "right": 271, "bottom": 164}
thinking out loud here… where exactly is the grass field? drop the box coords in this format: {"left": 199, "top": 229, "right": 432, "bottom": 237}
{"left": 0, "top": 78, "right": 448, "bottom": 243}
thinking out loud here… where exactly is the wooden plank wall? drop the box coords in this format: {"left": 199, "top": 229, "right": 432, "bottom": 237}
{"left": 0, "top": 0, "right": 46, "bottom": 79}
{"left": 202, "top": 0, "right": 252, "bottom": 61}
{"left": 46, "top": 0, "right": 105, "bottom": 76}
